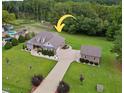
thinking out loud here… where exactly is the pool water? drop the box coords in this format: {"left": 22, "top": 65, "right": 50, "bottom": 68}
{"left": 7, "top": 31, "right": 17, "bottom": 36}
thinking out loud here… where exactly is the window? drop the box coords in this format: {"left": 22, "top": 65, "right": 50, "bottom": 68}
{"left": 42, "top": 38, "right": 45, "bottom": 43}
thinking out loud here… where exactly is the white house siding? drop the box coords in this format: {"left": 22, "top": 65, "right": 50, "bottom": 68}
{"left": 27, "top": 43, "right": 33, "bottom": 50}
{"left": 14, "top": 35, "right": 19, "bottom": 39}
{"left": 81, "top": 54, "right": 100, "bottom": 63}
{"left": 43, "top": 42, "right": 54, "bottom": 48}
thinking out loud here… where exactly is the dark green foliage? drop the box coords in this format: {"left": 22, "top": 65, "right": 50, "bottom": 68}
{"left": 31, "top": 75, "right": 44, "bottom": 87}
{"left": 89, "top": 61, "right": 93, "bottom": 64}
{"left": 106, "top": 21, "right": 121, "bottom": 41}
{"left": 80, "top": 74, "right": 84, "bottom": 83}
{"left": 80, "top": 58, "right": 92, "bottom": 64}
{"left": 2, "top": 1, "right": 121, "bottom": 40}
{"left": 11, "top": 38, "right": 18, "bottom": 46}
{"left": 4, "top": 42, "right": 12, "bottom": 49}
{"left": 55, "top": 0, "right": 120, "bottom": 5}
{"left": 18, "top": 35, "right": 25, "bottom": 43}
{"left": 112, "top": 26, "right": 122, "bottom": 62}
{"left": 22, "top": 44, "right": 27, "bottom": 49}
{"left": 94, "top": 63, "right": 98, "bottom": 65}
{"left": 80, "top": 58, "right": 85, "bottom": 63}
{"left": 41, "top": 49, "right": 55, "bottom": 56}
{"left": 57, "top": 81, "right": 70, "bottom": 93}
{"left": 85, "top": 60, "right": 89, "bottom": 63}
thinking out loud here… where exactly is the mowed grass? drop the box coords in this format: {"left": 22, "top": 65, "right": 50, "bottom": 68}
{"left": 58, "top": 32, "right": 121, "bottom": 93}
{"left": 2, "top": 22, "right": 121, "bottom": 93}
{"left": 2, "top": 44, "right": 56, "bottom": 93}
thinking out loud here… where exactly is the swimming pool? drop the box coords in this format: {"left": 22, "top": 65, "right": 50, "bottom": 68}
{"left": 7, "top": 31, "right": 17, "bottom": 36}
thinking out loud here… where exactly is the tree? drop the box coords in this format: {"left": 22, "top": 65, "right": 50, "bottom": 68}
{"left": 2, "top": 0, "right": 121, "bottom": 41}
{"left": 112, "top": 27, "right": 122, "bottom": 62}
{"left": 80, "top": 74, "right": 84, "bottom": 85}
{"left": 22, "top": 44, "right": 27, "bottom": 49}
{"left": 106, "top": 21, "right": 120, "bottom": 41}
{"left": 31, "top": 75, "right": 44, "bottom": 87}
{"left": 4, "top": 42, "right": 12, "bottom": 49}
{"left": 57, "top": 81, "right": 70, "bottom": 93}
{"left": 6, "top": 57, "right": 9, "bottom": 64}
{"left": 18, "top": 35, "right": 25, "bottom": 43}
{"left": 11, "top": 38, "right": 18, "bottom": 46}
{"left": 25, "top": 33, "right": 31, "bottom": 40}
{"left": 2, "top": 10, "right": 16, "bottom": 24}
{"left": 2, "top": 10, "right": 9, "bottom": 23}
{"left": 31, "top": 32, "right": 35, "bottom": 38}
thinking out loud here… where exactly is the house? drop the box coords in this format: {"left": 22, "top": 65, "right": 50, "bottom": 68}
{"left": 26, "top": 31, "right": 65, "bottom": 51}
{"left": 14, "top": 29, "right": 28, "bottom": 39}
{"left": 2, "top": 32, "right": 8, "bottom": 38}
{"left": 2, "top": 24, "right": 14, "bottom": 32}
{"left": 80, "top": 46, "right": 101, "bottom": 65}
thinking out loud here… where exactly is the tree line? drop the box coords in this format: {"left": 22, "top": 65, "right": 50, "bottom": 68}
{"left": 54, "top": 0, "right": 121, "bottom": 5}
{"left": 2, "top": 1, "right": 121, "bottom": 39}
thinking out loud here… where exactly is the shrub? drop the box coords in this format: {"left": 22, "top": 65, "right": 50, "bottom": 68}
{"left": 41, "top": 49, "right": 55, "bottom": 56}
{"left": 80, "top": 58, "right": 85, "bottom": 63}
{"left": 48, "top": 50, "right": 55, "bottom": 56}
{"left": 85, "top": 60, "right": 89, "bottom": 63}
{"left": 57, "top": 81, "right": 70, "bottom": 93}
{"left": 62, "top": 45, "right": 69, "bottom": 49}
{"left": 94, "top": 63, "right": 99, "bottom": 66}
{"left": 18, "top": 35, "right": 25, "bottom": 43}
{"left": 4, "top": 42, "right": 12, "bottom": 49}
{"left": 90, "top": 61, "right": 93, "bottom": 64}
{"left": 22, "top": 44, "right": 27, "bottom": 49}
{"left": 80, "top": 74, "right": 84, "bottom": 83}
{"left": 42, "top": 49, "right": 47, "bottom": 55}
{"left": 31, "top": 75, "right": 44, "bottom": 87}
{"left": 11, "top": 38, "right": 18, "bottom": 46}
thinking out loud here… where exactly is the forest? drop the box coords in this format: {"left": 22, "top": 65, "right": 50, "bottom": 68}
{"left": 2, "top": 0, "right": 122, "bottom": 61}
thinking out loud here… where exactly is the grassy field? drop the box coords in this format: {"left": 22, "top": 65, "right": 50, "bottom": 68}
{"left": 2, "top": 44, "right": 56, "bottom": 93}
{"left": 2, "top": 21, "right": 121, "bottom": 93}
{"left": 60, "top": 32, "right": 121, "bottom": 93}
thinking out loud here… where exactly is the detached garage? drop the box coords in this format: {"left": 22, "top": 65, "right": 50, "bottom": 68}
{"left": 80, "top": 46, "right": 101, "bottom": 65}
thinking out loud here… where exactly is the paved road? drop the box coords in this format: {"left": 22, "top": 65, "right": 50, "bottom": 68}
{"left": 33, "top": 48, "right": 78, "bottom": 93}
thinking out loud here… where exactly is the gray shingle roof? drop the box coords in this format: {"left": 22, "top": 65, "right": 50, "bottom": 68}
{"left": 81, "top": 46, "right": 101, "bottom": 57}
{"left": 27, "top": 31, "right": 65, "bottom": 48}
{"left": 15, "top": 30, "right": 27, "bottom": 36}
{"left": 48, "top": 35, "right": 65, "bottom": 49}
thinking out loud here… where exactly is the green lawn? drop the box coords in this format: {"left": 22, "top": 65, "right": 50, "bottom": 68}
{"left": 58, "top": 32, "right": 121, "bottom": 93}
{"left": 2, "top": 21, "right": 121, "bottom": 93}
{"left": 2, "top": 44, "right": 56, "bottom": 93}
